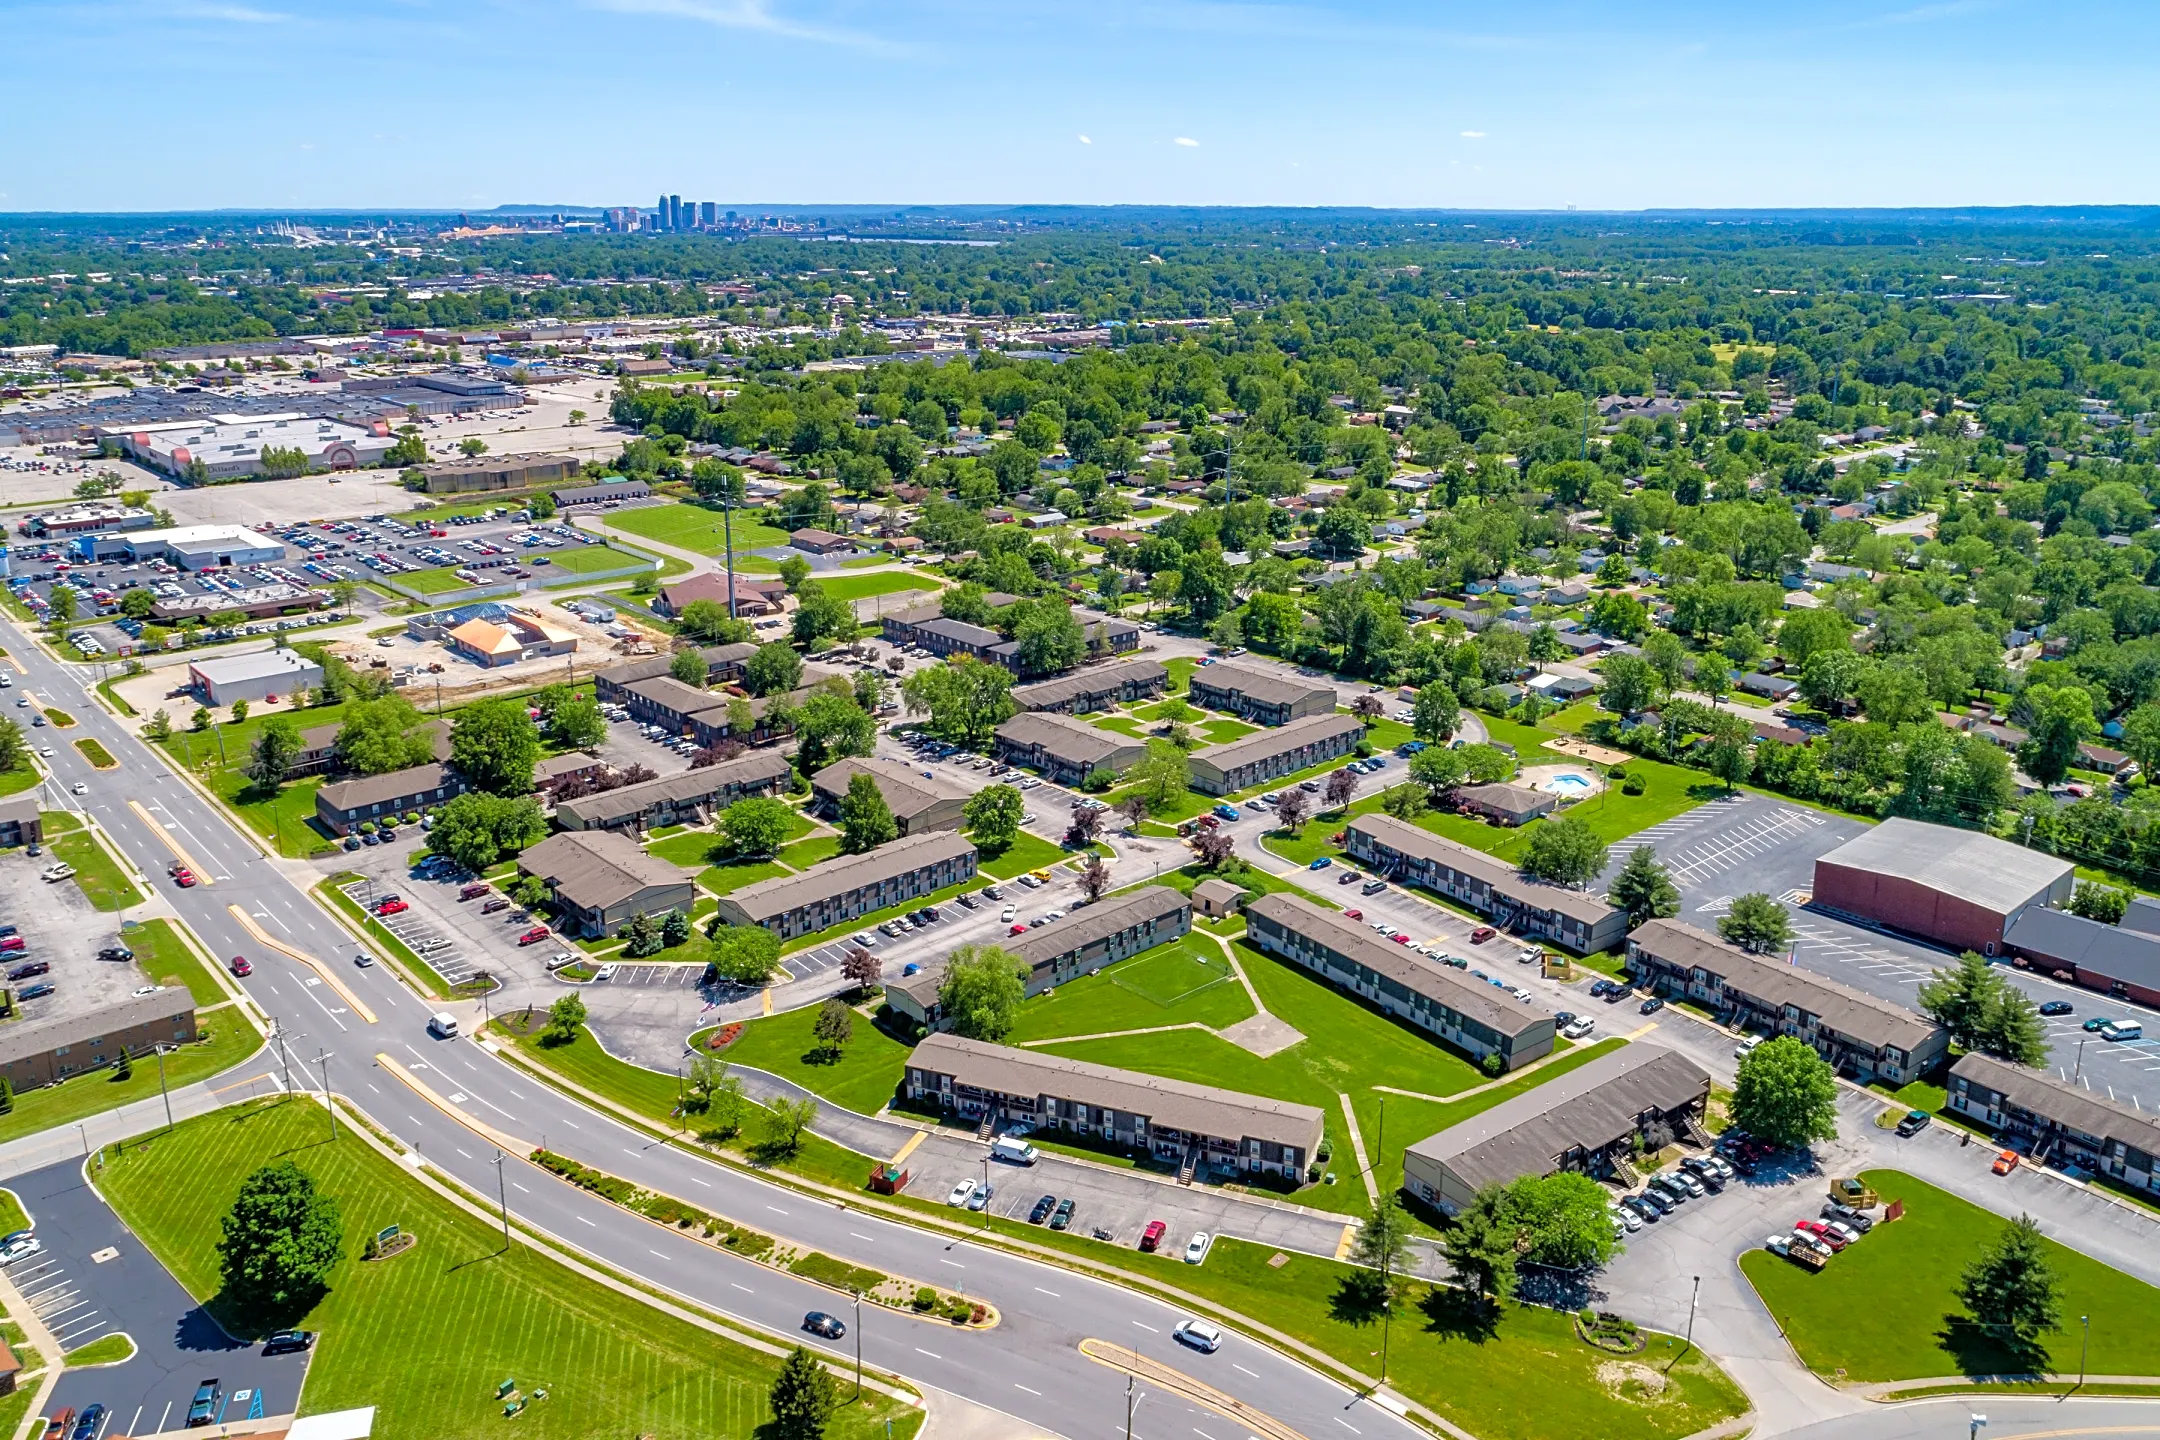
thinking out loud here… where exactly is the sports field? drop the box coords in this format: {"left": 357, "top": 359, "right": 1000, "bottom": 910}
{"left": 605, "top": 502, "right": 791, "bottom": 554}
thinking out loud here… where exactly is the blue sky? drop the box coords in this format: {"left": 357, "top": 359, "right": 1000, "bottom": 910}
{"left": 3, "top": 0, "right": 2154, "bottom": 212}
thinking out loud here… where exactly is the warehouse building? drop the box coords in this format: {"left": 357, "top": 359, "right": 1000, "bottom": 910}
{"left": 315, "top": 761, "right": 466, "bottom": 835}
{"left": 1626, "top": 918, "right": 1949, "bottom": 1085}
{"left": 151, "top": 582, "right": 329, "bottom": 624}
{"left": 554, "top": 753, "right": 791, "bottom": 832}
{"left": 0, "top": 989, "right": 200, "bottom": 1093}
{"left": 78, "top": 523, "right": 286, "bottom": 571}
{"left": 417, "top": 453, "right": 581, "bottom": 495}
{"left": 2003, "top": 906, "right": 2160, "bottom": 1009}
{"left": 713, "top": 830, "right": 978, "bottom": 939}
{"left": 810, "top": 757, "right": 969, "bottom": 836}
{"left": 1811, "top": 818, "right": 2076, "bottom": 955}
{"left": 1343, "top": 813, "right": 1628, "bottom": 955}
{"left": 519, "top": 830, "right": 697, "bottom": 938}
{"left": 994, "top": 711, "right": 1147, "bottom": 786}
{"left": 1244, "top": 893, "right": 1556, "bottom": 1071}
{"left": 1010, "top": 659, "right": 1168, "bottom": 714}
{"left": 888, "top": 887, "right": 1193, "bottom": 1030}
{"left": 19, "top": 503, "right": 158, "bottom": 538}
{"left": 1948, "top": 1052, "right": 2160, "bottom": 1196}
{"left": 554, "top": 479, "right": 653, "bottom": 508}
{"left": 904, "top": 1032, "right": 1323, "bottom": 1183}
{"left": 116, "top": 413, "right": 395, "bottom": 480}
{"left": 1187, "top": 713, "right": 1364, "bottom": 796}
{"left": 1402, "top": 1045, "right": 1712, "bottom": 1214}
{"left": 1188, "top": 664, "right": 1337, "bottom": 726}
{"left": 188, "top": 649, "right": 323, "bottom": 706}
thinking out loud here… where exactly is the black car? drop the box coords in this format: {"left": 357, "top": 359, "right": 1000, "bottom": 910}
{"left": 2039, "top": 1000, "right": 2074, "bottom": 1017}
{"left": 7, "top": 962, "right": 47, "bottom": 981}
{"left": 17, "top": 984, "right": 53, "bottom": 1001}
{"left": 0, "top": 926, "right": 16, "bottom": 939}
{"left": 1049, "top": 1197, "right": 1077, "bottom": 1231}
{"left": 1028, "top": 1194, "right": 1057, "bottom": 1225}
{"left": 1639, "top": 996, "right": 1665, "bottom": 1015}
{"left": 1895, "top": 1110, "right": 1933, "bottom": 1137}
{"left": 802, "top": 1312, "right": 846, "bottom": 1339}
{"left": 70, "top": 1404, "right": 105, "bottom": 1440}
{"left": 263, "top": 1329, "right": 315, "bottom": 1354}
{"left": 97, "top": 946, "right": 132, "bottom": 962}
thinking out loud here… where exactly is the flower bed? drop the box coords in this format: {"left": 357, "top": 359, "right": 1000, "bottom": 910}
{"left": 707, "top": 1023, "right": 744, "bottom": 1051}
{"left": 1576, "top": 1309, "right": 1647, "bottom": 1355}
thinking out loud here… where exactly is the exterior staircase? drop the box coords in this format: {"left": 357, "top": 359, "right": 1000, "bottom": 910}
{"left": 1610, "top": 1154, "right": 1642, "bottom": 1187}
{"left": 1681, "top": 1114, "right": 1714, "bottom": 1149}
{"left": 975, "top": 1111, "right": 995, "bottom": 1141}
{"left": 1178, "top": 1142, "right": 1200, "bottom": 1185}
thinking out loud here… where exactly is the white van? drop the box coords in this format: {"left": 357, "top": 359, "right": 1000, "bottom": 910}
{"left": 427, "top": 1012, "right": 460, "bottom": 1039}
{"left": 991, "top": 1136, "right": 1038, "bottom": 1166}
{"left": 2102, "top": 1020, "right": 2144, "bottom": 1043}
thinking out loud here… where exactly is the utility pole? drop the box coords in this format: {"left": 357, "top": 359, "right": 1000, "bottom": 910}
{"left": 1123, "top": 1372, "right": 1138, "bottom": 1440}
{"left": 271, "top": 1018, "right": 294, "bottom": 1094}
{"left": 494, "top": 1150, "right": 512, "bottom": 1250}
{"left": 155, "top": 1043, "right": 172, "bottom": 1131}
{"left": 723, "top": 492, "right": 737, "bottom": 621}
{"left": 1684, "top": 1274, "right": 1701, "bottom": 1357}
{"left": 2079, "top": 1313, "right": 2090, "bottom": 1387}
{"left": 852, "top": 1289, "right": 863, "bottom": 1399}
{"left": 314, "top": 1051, "right": 336, "bottom": 1139}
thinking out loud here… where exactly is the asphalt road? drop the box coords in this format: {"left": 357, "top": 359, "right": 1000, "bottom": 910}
{"left": 0, "top": 629, "right": 1425, "bottom": 1440}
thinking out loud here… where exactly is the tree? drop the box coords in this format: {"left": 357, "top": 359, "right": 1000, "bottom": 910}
{"left": 758, "top": 1097, "right": 819, "bottom": 1159}
{"left": 1917, "top": 952, "right": 2049, "bottom": 1065}
{"left": 1959, "top": 1214, "right": 2062, "bottom": 1354}
{"left": 229, "top": 699, "right": 250, "bottom": 725}
{"left": 720, "top": 796, "right": 795, "bottom": 858}
{"left": 1315, "top": 506, "right": 1370, "bottom": 559}
{"left": 244, "top": 716, "right": 302, "bottom": 792}
{"left": 669, "top": 648, "right": 707, "bottom": 686}
{"left": 216, "top": 1161, "right": 344, "bottom": 1316}
{"left": 48, "top": 586, "right": 76, "bottom": 626}
{"left": 1642, "top": 630, "right": 1690, "bottom": 695}
{"left": 963, "top": 784, "right": 1025, "bottom": 847}
{"left": 547, "top": 696, "right": 607, "bottom": 750}
{"left": 2119, "top": 702, "right": 2160, "bottom": 780}
{"left": 621, "top": 911, "right": 666, "bottom": 957}
{"left": 142, "top": 709, "right": 171, "bottom": 743}
{"left": 1345, "top": 1197, "right": 1415, "bottom": 1310}
{"left": 450, "top": 698, "right": 540, "bottom": 796}
{"left": 937, "top": 945, "right": 1027, "bottom": 1040}
{"left": 1012, "top": 601, "right": 1086, "bottom": 675}
{"left": 677, "top": 598, "right": 751, "bottom": 646}
{"left": 1597, "top": 653, "right": 1658, "bottom": 717}
{"left": 813, "top": 997, "right": 855, "bottom": 1057}
{"left": 1351, "top": 694, "right": 1384, "bottom": 727}
{"left": 794, "top": 689, "right": 876, "bottom": 774}
{"left": 458, "top": 436, "right": 488, "bottom": 458}
{"left": 1719, "top": 892, "right": 1793, "bottom": 954}
{"left": 1607, "top": 845, "right": 1680, "bottom": 927}
{"left": 1192, "top": 827, "right": 1235, "bottom": 869}
{"left": 1411, "top": 682, "right": 1461, "bottom": 743}
{"left": 1274, "top": 787, "right": 1311, "bottom": 833}
{"left": 900, "top": 658, "right": 1016, "bottom": 747}
{"left": 1704, "top": 714, "right": 1755, "bottom": 794}
{"left": 2069, "top": 881, "right": 2129, "bottom": 924}
{"left": 545, "top": 990, "right": 588, "bottom": 1042}
{"left": 706, "top": 924, "right": 782, "bottom": 985}
{"left": 745, "top": 642, "right": 804, "bottom": 697}
{"left": 777, "top": 554, "right": 813, "bottom": 592}
{"left": 2018, "top": 683, "right": 2098, "bottom": 788}
{"left": 792, "top": 582, "right": 856, "bottom": 647}
{"left": 1730, "top": 1036, "right": 1839, "bottom": 1148}
{"left": 839, "top": 770, "right": 897, "bottom": 853}
{"left": 662, "top": 909, "right": 691, "bottom": 948}
{"left": 1519, "top": 816, "right": 1607, "bottom": 888}
{"left": 119, "top": 587, "right": 156, "bottom": 621}
{"left": 768, "top": 1346, "right": 839, "bottom": 1440}
{"left": 1323, "top": 766, "right": 1361, "bottom": 811}
{"left": 1127, "top": 740, "right": 1190, "bottom": 811}
{"left": 1444, "top": 1184, "right": 1523, "bottom": 1302}
{"left": 842, "top": 948, "right": 882, "bottom": 995}
{"left": 427, "top": 792, "right": 547, "bottom": 871}
{"left": 1078, "top": 856, "right": 1111, "bottom": 901}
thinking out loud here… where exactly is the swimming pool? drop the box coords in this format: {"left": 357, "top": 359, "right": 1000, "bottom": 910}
{"left": 1545, "top": 773, "right": 1594, "bottom": 796}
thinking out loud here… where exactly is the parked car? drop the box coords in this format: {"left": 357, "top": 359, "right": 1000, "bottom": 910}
{"left": 0, "top": 1235, "right": 41, "bottom": 1263}
{"left": 1050, "top": 1197, "right": 1077, "bottom": 1231}
{"left": 96, "top": 946, "right": 132, "bottom": 962}
{"left": 2102, "top": 1020, "right": 2144, "bottom": 1042}
{"left": 375, "top": 899, "right": 409, "bottom": 916}
{"left": 1793, "top": 1219, "right": 1847, "bottom": 1251}
{"left": 1308, "top": 858, "right": 1332, "bottom": 871}
{"left": 946, "top": 1178, "right": 977, "bottom": 1207}
{"left": 16, "top": 984, "right": 53, "bottom": 1001}
{"left": 518, "top": 927, "right": 550, "bottom": 945}
{"left": 2083, "top": 1016, "right": 2113, "bottom": 1032}
{"left": 1470, "top": 927, "right": 1495, "bottom": 943}
{"left": 1823, "top": 1202, "right": 1873, "bottom": 1232}
{"left": 1639, "top": 996, "right": 1665, "bottom": 1015}
{"left": 1993, "top": 1149, "right": 2021, "bottom": 1175}
{"left": 69, "top": 1406, "right": 104, "bottom": 1440}
{"left": 263, "top": 1330, "right": 315, "bottom": 1354}
{"left": 1172, "top": 1319, "right": 1223, "bottom": 1353}
{"left": 1140, "top": 1220, "right": 1167, "bottom": 1251}
{"left": 2039, "top": 1000, "right": 2074, "bottom": 1017}
{"left": 6, "top": 962, "right": 47, "bottom": 981}
{"left": 1028, "top": 1195, "right": 1057, "bottom": 1225}
{"left": 1895, "top": 1110, "right": 1932, "bottom": 1137}
{"left": 1183, "top": 1231, "right": 1212, "bottom": 1264}
{"left": 186, "top": 1379, "right": 222, "bottom": 1428}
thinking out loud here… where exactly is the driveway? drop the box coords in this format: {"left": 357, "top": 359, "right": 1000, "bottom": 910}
{"left": 12, "top": 1157, "right": 312, "bottom": 1436}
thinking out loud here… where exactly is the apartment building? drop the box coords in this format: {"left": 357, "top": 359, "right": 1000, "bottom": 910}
{"left": 1343, "top": 813, "right": 1628, "bottom": 956}
{"left": 1188, "top": 663, "right": 1336, "bottom": 725}
{"left": 994, "top": 711, "right": 1147, "bottom": 786}
{"left": 1187, "top": 713, "right": 1364, "bottom": 796}
{"left": 712, "top": 831, "right": 979, "bottom": 939}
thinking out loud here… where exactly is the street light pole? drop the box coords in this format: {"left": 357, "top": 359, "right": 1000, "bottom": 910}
{"left": 1685, "top": 1274, "right": 1701, "bottom": 1357}
{"left": 1123, "top": 1372, "right": 1137, "bottom": 1440}
{"left": 314, "top": 1051, "right": 336, "bottom": 1139}
{"left": 155, "top": 1043, "right": 172, "bottom": 1131}
{"left": 494, "top": 1150, "right": 512, "bottom": 1251}
{"left": 852, "top": 1289, "right": 862, "bottom": 1400}
{"left": 2080, "top": 1313, "right": 2090, "bottom": 1387}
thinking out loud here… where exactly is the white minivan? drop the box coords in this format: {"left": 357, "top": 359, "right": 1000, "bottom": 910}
{"left": 427, "top": 1012, "right": 461, "bottom": 1039}
{"left": 991, "top": 1136, "right": 1038, "bottom": 1165}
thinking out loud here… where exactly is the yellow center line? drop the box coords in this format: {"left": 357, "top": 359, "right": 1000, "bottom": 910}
{"left": 1333, "top": 1224, "right": 1356, "bottom": 1261}
{"left": 127, "top": 799, "right": 212, "bottom": 886}
{"left": 227, "top": 904, "right": 378, "bottom": 1024}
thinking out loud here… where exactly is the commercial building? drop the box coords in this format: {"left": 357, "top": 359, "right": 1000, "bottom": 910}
{"left": 0, "top": 796, "right": 41, "bottom": 848}
{"left": 1343, "top": 813, "right": 1628, "bottom": 955}
{"left": 445, "top": 612, "right": 579, "bottom": 668}
{"left": 1187, "top": 713, "right": 1365, "bottom": 797}
{"left": 151, "top": 582, "right": 329, "bottom": 624}
{"left": 18, "top": 503, "right": 158, "bottom": 538}
{"left": 993, "top": 711, "right": 1146, "bottom": 786}
{"left": 1010, "top": 659, "right": 1168, "bottom": 714}
{"left": 1625, "top": 918, "right": 1949, "bottom": 1084}
{"left": 2003, "top": 906, "right": 2160, "bottom": 1008}
{"left": 789, "top": 528, "right": 856, "bottom": 555}
{"left": 188, "top": 649, "right": 323, "bottom": 706}
{"left": 1244, "top": 893, "right": 1557, "bottom": 1071}
{"left": 315, "top": 762, "right": 466, "bottom": 835}
{"left": 86, "top": 523, "right": 285, "bottom": 571}
{"left": 904, "top": 1032, "right": 1323, "bottom": 1182}
{"left": 554, "top": 752, "right": 791, "bottom": 832}
{"left": 554, "top": 480, "right": 653, "bottom": 508}
{"left": 519, "top": 831, "right": 697, "bottom": 938}
{"left": 1812, "top": 818, "right": 2077, "bottom": 955}
{"left": 0, "top": 989, "right": 200, "bottom": 1093}
{"left": 416, "top": 453, "right": 582, "bottom": 495}
{"left": 116, "top": 413, "right": 395, "bottom": 481}
{"left": 1401, "top": 1046, "right": 1712, "bottom": 1214}
{"left": 888, "top": 887, "right": 1193, "bottom": 1030}
{"left": 810, "top": 757, "right": 969, "bottom": 836}
{"left": 654, "top": 572, "right": 783, "bottom": 619}
{"left": 1188, "top": 664, "right": 1336, "bottom": 726}
{"left": 1948, "top": 1051, "right": 2160, "bottom": 1196}
{"left": 713, "top": 830, "right": 979, "bottom": 939}
{"left": 1454, "top": 782, "right": 1558, "bottom": 826}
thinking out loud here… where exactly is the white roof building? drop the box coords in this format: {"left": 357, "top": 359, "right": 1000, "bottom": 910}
{"left": 115, "top": 412, "right": 393, "bottom": 481}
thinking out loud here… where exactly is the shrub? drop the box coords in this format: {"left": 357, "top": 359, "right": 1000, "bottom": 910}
{"left": 911, "top": 1286, "right": 937, "bottom": 1312}
{"left": 1622, "top": 775, "right": 1646, "bottom": 796}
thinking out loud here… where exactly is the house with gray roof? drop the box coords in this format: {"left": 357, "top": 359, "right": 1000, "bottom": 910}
{"left": 0, "top": 988, "right": 199, "bottom": 1092}
{"left": 554, "top": 752, "right": 790, "bottom": 832}
{"left": 315, "top": 762, "right": 465, "bottom": 836}
{"left": 519, "top": 830, "right": 697, "bottom": 938}
{"left": 810, "top": 756, "right": 969, "bottom": 836}
{"left": 2003, "top": 905, "right": 2160, "bottom": 1009}
{"left": 1188, "top": 663, "right": 1336, "bottom": 726}
{"left": 1011, "top": 659, "right": 1168, "bottom": 714}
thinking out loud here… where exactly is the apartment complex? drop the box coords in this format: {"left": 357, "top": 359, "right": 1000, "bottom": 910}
{"left": 553, "top": 753, "right": 791, "bottom": 832}
{"left": 888, "top": 887, "right": 1193, "bottom": 1030}
{"left": 1187, "top": 713, "right": 1364, "bottom": 796}
{"left": 0, "top": 989, "right": 200, "bottom": 1092}
{"left": 809, "top": 757, "right": 969, "bottom": 836}
{"left": 904, "top": 1033, "right": 1323, "bottom": 1182}
{"left": 1343, "top": 813, "right": 1628, "bottom": 955}
{"left": 713, "top": 831, "right": 979, "bottom": 938}
{"left": 1626, "top": 918, "right": 1949, "bottom": 1085}
{"left": 1188, "top": 664, "right": 1336, "bottom": 725}
{"left": 1244, "top": 893, "right": 1556, "bottom": 1071}
{"left": 1010, "top": 659, "right": 1168, "bottom": 714}
{"left": 1948, "top": 1051, "right": 2160, "bottom": 1196}
{"left": 315, "top": 762, "right": 466, "bottom": 835}
{"left": 519, "top": 830, "right": 697, "bottom": 938}
{"left": 993, "top": 711, "right": 1147, "bottom": 786}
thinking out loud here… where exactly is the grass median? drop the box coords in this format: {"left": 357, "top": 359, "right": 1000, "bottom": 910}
{"left": 130, "top": 917, "right": 231, "bottom": 1008}
{"left": 96, "top": 1097, "right": 923, "bottom": 1440}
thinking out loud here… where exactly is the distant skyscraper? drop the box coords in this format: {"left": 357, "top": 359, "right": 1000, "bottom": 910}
{"left": 700, "top": 201, "right": 717, "bottom": 228}
{"left": 656, "top": 193, "right": 669, "bottom": 230}
{"left": 669, "top": 194, "right": 683, "bottom": 231}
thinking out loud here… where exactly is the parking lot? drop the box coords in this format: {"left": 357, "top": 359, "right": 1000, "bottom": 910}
{"left": 0, "top": 850, "right": 162, "bottom": 1031}
{"left": 281, "top": 509, "right": 616, "bottom": 590}
{"left": 10, "top": 1157, "right": 313, "bottom": 1438}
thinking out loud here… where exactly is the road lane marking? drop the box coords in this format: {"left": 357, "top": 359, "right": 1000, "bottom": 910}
{"left": 229, "top": 904, "right": 376, "bottom": 1023}
{"left": 1132, "top": 1321, "right": 1158, "bottom": 1333}
{"left": 1036, "top": 1287, "right": 1061, "bottom": 1297}
{"left": 1232, "top": 1364, "right": 1258, "bottom": 1378}
{"left": 915, "top": 1348, "right": 942, "bottom": 1359}
{"left": 1015, "top": 1384, "right": 1041, "bottom": 1396}
{"left": 577, "top": 1216, "right": 596, "bottom": 1227}
{"left": 888, "top": 1129, "right": 928, "bottom": 1167}
{"left": 127, "top": 798, "right": 213, "bottom": 885}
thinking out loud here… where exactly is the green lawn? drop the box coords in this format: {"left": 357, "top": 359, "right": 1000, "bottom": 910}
{"left": 0, "top": 1021, "right": 260, "bottom": 1147}
{"left": 1739, "top": 1169, "right": 2160, "bottom": 1381}
{"left": 398, "top": 566, "right": 481, "bottom": 596}
{"left": 711, "top": 1004, "right": 913, "bottom": 1114}
{"left": 64, "top": 1333, "right": 135, "bottom": 1367}
{"left": 1089, "top": 715, "right": 1148, "bottom": 738}
{"left": 606, "top": 502, "right": 792, "bottom": 555}
{"left": 1007, "top": 937, "right": 1255, "bottom": 1043}
{"left": 1104, "top": 778, "right": 1215, "bottom": 824}
{"left": 0, "top": 766, "right": 39, "bottom": 799}
{"left": 974, "top": 830, "right": 1066, "bottom": 880}
{"left": 161, "top": 711, "right": 349, "bottom": 859}
{"left": 1180, "top": 1238, "right": 1746, "bottom": 1440}
{"left": 698, "top": 858, "right": 792, "bottom": 895}
{"left": 96, "top": 1098, "right": 921, "bottom": 1440}
{"left": 0, "top": 1187, "right": 29, "bottom": 1236}
{"left": 646, "top": 829, "right": 728, "bottom": 868}
{"left": 537, "top": 542, "right": 650, "bottom": 574}
{"left": 1160, "top": 656, "right": 1199, "bottom": 694}
{"left": 1199, "top": 719, "right": 1258, "bottom": 743}
{"left": 808, "top": 572, "right": 942, "bottom": 603}
{"left": 130, "top": 918, "right": 230, "bottom": 1008}
{"left": 776, "top": 835, "right": 844, "bottom": 872}
{"left": 49, "top": 817, "right": 144, "bottom": 911}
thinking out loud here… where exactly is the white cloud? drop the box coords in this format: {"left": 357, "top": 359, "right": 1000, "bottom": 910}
{"left": 1174, "top": 136, "right": 1199, "bottom": 147}
{"left": 1078, "top": 134, "right": 1091, "bottom": 144}
{"left": 1461, "top": 130, "right": 1485, "bottom": 138}
{"left": 590, "top": 0, "right": 889, "bottom": 49}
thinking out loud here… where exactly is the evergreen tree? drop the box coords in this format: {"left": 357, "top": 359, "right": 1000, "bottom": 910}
{"left": 1607, "top": 845, "right": 1680, "bottom": 927}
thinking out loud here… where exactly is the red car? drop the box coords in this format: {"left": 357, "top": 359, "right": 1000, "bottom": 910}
{"left": 1009, "top": 924, "right": 1028, "bottom": 936}
{"left": 518, "top": 927, "right": 550, "bottom": 945}
{"left": 1390, "top": 933, "right": 1411, "bottom": 944}
{"left": 375, "top": 900, "right": 409, "bottom": 916}
{"left": 229, "top": 956, "right": 252, "bottom": 977}
{"left": 1469, "top": 926, "right": 1495, "bottom": 943}
{"left": 1139, "top": 1220, "right": 1167, "bottom": 1252}
{"left": 1793, "top": 1219, "right": 1847, "bottom": 1251}
{"left": 1344, "top": 909, "right": 1363, "bottom": 921}
{"left": 173, "top": 868, "right": 197, "bottom": 888}
{"left": 1993, "top": 1149, "right": 2021, "bottom": 1176}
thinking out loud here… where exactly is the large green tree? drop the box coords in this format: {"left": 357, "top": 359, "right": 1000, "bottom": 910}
{"left": 963, "top": 783, "right": 1025, "bottom": 848}
{"left": 1958, "top": 1214, "right": 2062, "bottom": 1356}
{"left": 900, "top": 657, "right": 1016, "bottom": 747}
{"left": 793, "top": 687, "right": 875, "bottom": 774}
{"left": 1916, "top": 952, "right": 2049, "bottom": 1066}
{"left": 334, "top": 693, "right": 437, "bottom": 776}
{"left": 1718, "top": 892, "right": 1794, "bottom": 954}
{"left": 838, "top": 770, "right": 897, "bottom": 854}
{"left": 1606, "top": 845, "right": 1680, "bottom": 927}
{"left": 720, "top": 796, "right": 795, "bottom": 858}
{"left": 449, "top": 698, "right": 541, "bottom": 796}
{"left": 245, "top": 715, "right": 302, "bottom": 791}
{"left": 936, "top": 945, "right": 1027, "bottom": 1041}
{"left": 1519, "top": 816, "right": 1607, "bottom": 889}
{"left": 216, "top": 1160, "right": 344, "bottom": 1318}
{"left": 769, "top": 1346, "right": 838, "bottom": 1440}
{"left": 745, "top": 642, "right": 805, "bottom": 697}
{"left": 1730, "top": 1036, "right": 1839, "bottom": 1149}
